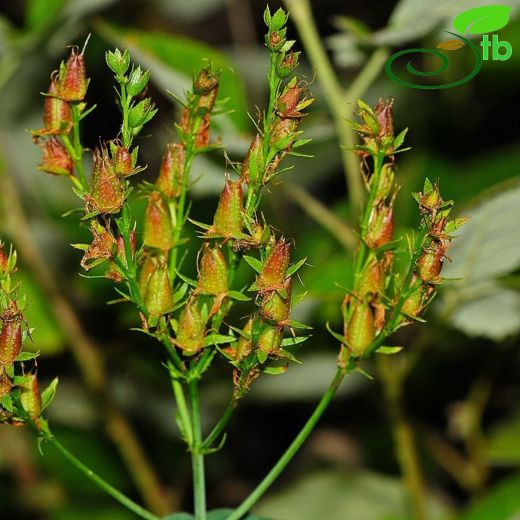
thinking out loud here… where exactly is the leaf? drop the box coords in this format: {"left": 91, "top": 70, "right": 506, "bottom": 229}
{"left": 15, "top": 351, "right": 40, "bottom": 362}
{"left": 0, "top": 394, "right": 14, "bottom": 413}
{"left": 458, "top": 472, "right": 520, "bottom": 520}
{"left": 453, "top": 5, "right": 512, "bottom": 35}
{"left": 41, "top": 377, "right": 59, "bottom": 412}
{"left": 95, "top": 21, "right": 249, "bottom": 132}
{"left": 203, "top": 334, "right": 236, "bottom": 347}
{"left": 376, "top": 346, "right": 404, "bottom": 355}
{"left": 436, "top": 39, "right": 465, "bottom": 51}
{"left": 227, "top": 290, "right": 251, "bottom": 301}
{"left": 243, "top": 255, "right": 263, "bottom": 274}
{"left": 286, "top": 257, "right": 307, "bottom": 277}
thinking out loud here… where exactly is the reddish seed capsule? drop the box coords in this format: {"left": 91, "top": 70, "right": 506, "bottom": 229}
{"left": 0, "top": 242, "right": 8, "bottom": 274}
{"left": 143, "top": 192, "right": 174, "bottom": 251}
{"left": 58, "top": 46, "right": 88, "bottom": 101}
{"left": 18, "top": 373, "right": 42, "bottom": 421}
{"left": 234, "top": 317, "right": 254, "bottom": 361}
{"left": 80, "top": 222, "right": 116, "bottom": 271}
{"left": 417, "top": 241, "right": 447, "bottom": 283}
{"left": 195, "top": 114, "right": 211, "bottom": 149}
{"left": 156, "top": 143, "right": 185, "bottom": 198}
{"left": 345, "top": 298, "right": 375, "bottom": 357}
{"left": 0, "top": 303, "right": 23, "bottom": 366}
{"left": 112, "top": 144, "right": 134, "bottom": 177}
{"left": 89, "top": 149, "right": 125, "bottom": 214}
{"left": 197, "top": 243, "right": 228, "bottom": 296}
{"left": 175, "top": 298, "right": 206, "bottom": 356}
{"left": 276, "top": 81, "right": 305, "bottom": 118}
{"left": 366, "top": 204, "right": 394, "bottom": 249}
{"left": 374, "top": 98, "right": 394, "bottom": 140}
{"left": 37, "top": 137, "right": 73, "bottom": 176}
{"left": 270, "top": 117, "right": 299, "bottom": 152}
{"left": 138, "top": 256, "right": 157, "bottom": 300}
{"left": 36, "top": 75, "right": 72, "bottom": 135}
{"left": 194, "top": 67, "right": 219, "bottom": 114}
{"left": 210, "top": 180, "right": 244, "bottom": 238}
{"left": 357, "top": 259, "right": 384, "bottom": 297}
{"left": 258, "top": 238, "right": 291, "bottom": 289}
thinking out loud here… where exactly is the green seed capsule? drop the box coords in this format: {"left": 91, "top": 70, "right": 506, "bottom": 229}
{"left": 258, "top": 238, "right": 291, "bottom": 289}
{"left": 0, "top": 305, "right": 23, "bottom": 366}
{"left": 256, "top": 323, "right": 283, "bottom": 356}
{"left": 143, "top": 192, "right": 174, "bottom": 251}
{"left": 211, "top": 180, "right": 243, "bottom": 238}
{"left": 176, "top": 298, "right": 206, "bottom": 356}
{"left": 260, "top": 278, "right": 292, "bottom": 322}
{"left": 18, "top": 373, "right": 42, "bottom": 421}
{"left": 197, "top": 244, "right": 228, "bottom": 295}
{"left": 345, "top": 298, "right": 375, "bottom": 357}
{"left": 143, "top": 259, "right": 173, "bottom": 317}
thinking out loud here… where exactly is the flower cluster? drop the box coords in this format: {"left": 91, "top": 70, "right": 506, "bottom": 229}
{"left": 0, "top": 242, "right": 56, "bottom": 428}
{"left": 335, "top": 100, "right": 466, "bottom": 366}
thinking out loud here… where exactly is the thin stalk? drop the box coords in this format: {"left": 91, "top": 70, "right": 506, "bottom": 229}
{"left": 202, "top": 398, "right": 237, "bottom": 450}
{"left": 46, "top": 435, "right": 160, "bottom": 520}
{"left": 189, "top": 379, "right": 207, "bottom": 520}
{"left": 345, "top": 47, "right": 390, "bottom": 102}
{"left": 226, "top": 367, "right": 348, "bottom": 520}
{"left": 284, "top": 0, "right": 364, "bottom": 213}
{"left": 172, "top": 377, "right": 194, "bottom": 447}
{"left": 70, "top": 103, "right": 87, "bottom": 189}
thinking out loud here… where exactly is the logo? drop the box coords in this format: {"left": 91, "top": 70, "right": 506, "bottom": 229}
{"left": 385, "top": 5, "right": 513, "bottom": 89}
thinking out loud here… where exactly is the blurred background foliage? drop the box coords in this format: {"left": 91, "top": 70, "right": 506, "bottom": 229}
{"left": 1, "top": 0, "right": 520, "bottom": 519}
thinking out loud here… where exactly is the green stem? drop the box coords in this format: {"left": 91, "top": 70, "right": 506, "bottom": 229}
{"left": 46, "top": 434, "right": 159, "bottom": 520}
{"left": 226, "top": 367, "right": 347, "bottom": 520}
{"left": 70, "top": 103, "right": 87, "bottom": 189}
{"left": 172, "top": 377, "right": 194, "bottom": 446}
{"left": 189, "top": 379, "right": 207, "bottom": 520}
{"left": 345, "top": 47, "right": 390, "bottom": 102}
{"left": 202, "top": 398, "right": 237, "bottom": 450}
{"left": 284, "top": 0, "right": 364, "bottom": 213}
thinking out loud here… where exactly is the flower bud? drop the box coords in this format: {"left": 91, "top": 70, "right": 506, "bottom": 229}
{"left": 276, "top": 51, "right": 300, "bottom": 78}
{"left": 143, "top": 192, "right": 174, "bottom": 251}
{"left": 37, "top": 137, "right": 73, "bottom": 176}
{"left": 256, "top": 323, "right": 283, "bottom": 355}
{"left": 0, "top": 370, "right": 12, "bottom": 399}
{"left": 366, "top": 205, "right": 394, "bottom": 249}
{"left": 89, "top": 149, "right": 125, "bottom": 214}
{"left": 197, "top": 244, "right": 228, "bottom": 295}
{"left": 128, "top": 98, "right": 156, "bottom": 128}
{"left": 105, "top": 48, "right": 130, "bottom": 76}
{"left": 420, "top": 182, "right": 443, "bottom": 214}
{"left": 417, "top": 241, "right": 446, "bottom": 283}
{"left": 126, "top": 66, "right": 150, "bottom": 98}
{"left": 156, "top": 143, "right": 185, "bottom": 198}
{"left": 258, "top": 238, "right": 291, "bottom": 289}
{"left": 0, "top": 303, "right": 23, "bottom": 366}
{"left": 266, "top": 29, "right": 287, "bottom": 51}
{"left": 241, "top": 134, "right": 264, "bottom": 185}
{"left": 276, "top": 80, "right": 305, "bottom": 118}
{"left": 211, "top": 180, "right": 243, "bottom": 238}
{"left": 143, "top": 259, "right": 172, "bottom": 316}
{"left": 260, "top": 278, "right": 292, "bottom": 322}
{"left": 18, "top": 373, "right": 41, "bottom": 421}
{"left": 345, "top": 298, "right": 375, "bottom": 357}
{"left": 58, "top": 46, "right": 88, "bottom": 101}
{"left": 194, "top": 67, "right": 219, "bottom": 113}
{"left": 175, "top": 298, "right": 205, "bottom": 356}
{"left": 401, "top": 280, "right": 430, "bottom": 317}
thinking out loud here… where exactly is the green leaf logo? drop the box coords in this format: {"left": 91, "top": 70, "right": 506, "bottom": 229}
{"left": 453, "top": 5, "right": 512, "bottom": 35}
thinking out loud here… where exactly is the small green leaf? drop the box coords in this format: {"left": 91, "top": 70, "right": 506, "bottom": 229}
{"left": 243, "top": 255, "right": 263, "bottom": 274}
{"left": 203, "top": 334, "right": 236, "bottom": 347}
{"left": 15, "top": 351, "right": 40, "bottom": 362}
{"left": 41, "top": 377, "right": 59, "bottom": 412}
{"left": 262, "top": 366, "right": 288, "bottom": 375}
{"left": 453, "top": 5, "right": 512, "bottom": 35}
{"left": 281, "top": 336, "right": 310, "bottom": 347}
{"left": 228, "top": 290, "right": 251, "bottom": 302}
{"left": 0, "top": 394, "right": 14, "bottom": 413}
{"left": 286, "top": 257, "right": 307, "bottom": 277}
{"left": 376, "top": 346, "right": 403, "bottom": 355}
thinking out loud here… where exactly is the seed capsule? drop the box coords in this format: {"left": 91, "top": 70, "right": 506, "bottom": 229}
{"left": 260, "top": 278, "right": 292, "bottom": 322}
{"left": 37, "top": 76, "right": 72, "bottom": 135}
{"left": 176, "top": 298, "right": 205, "bottom": 356}
{"left": 0, "top": 242, "right": 8, "bottom": 274}
{"left": 194, "top": 67, "right": 219, "bottom": 114}
{"left": 357, "top": 259, "right": 384, "bottom": 297}
{"left": 211, "top": 180, "right": 243, "bottom": 238}
{"left": 0, "top": 304, "right": 23, "bottom": 366}
{"left": 143, "top": 192, "right": 174, "bottom": 251}
{"left": 374, "top": 98, "right": 394, "bottom": 140}
{"left": 197, "top": 244, "right": 228, "bottom": 295}
{"left": 258, "top": 238, "right": 291, "bottom": 289}
{"left": 0, "top": 370, "right": 12, "bottom": 399}
{"left": 138, "top": 256, "right": 157, "bottom": 300}
{"left": 18, "top": 373, "right": 41, "bottom": 421}
{"left": 345, "top": 298, "right": 375, "bottom": 357}
{"left": 37, "top": 138, "right": 73, "bottom": 176}
{"left": 58, "top": 46, "right": 88, "bottom": 101}
{"left": 241, "top": 134, "right": 264, "bottom": 185}
{"left": 417, "top": 241, "right": 446, "bottom": 283}
{"left": 143, "top": 259, "right": 173, "bottom": 317}
{"left": 235, "top": 318, "right": 254, "bottom": 361}
{"left": 89, "top": 149, "right": 125, "bottom": 214}
{"left": 156, "top": 143, "right": 185, "bottom": 198}
{"left": 366, "top": 205, "right": 394, "bottom": 249}
{"left": 276, "top": 81, "right": 305, "bottom": 118}
{"left": 256, "top": 323, "right": 283, "bottom": 356}
{"left": 270, "top": 117, "right": 299, "bottom": 152}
